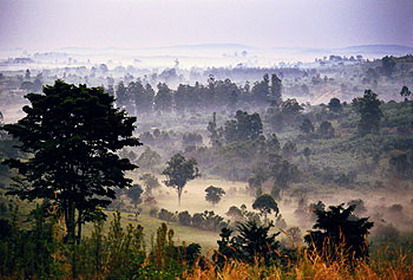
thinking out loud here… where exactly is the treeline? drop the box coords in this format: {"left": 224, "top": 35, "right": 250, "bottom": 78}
{"left": 156, "top": 208, "right": 229, "bottom": 232}
{"left": 111, "top": 73, "right": 283, "bottom": 115}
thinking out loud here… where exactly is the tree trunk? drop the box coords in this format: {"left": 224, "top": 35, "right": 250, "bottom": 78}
{"left": 65, "top": 200, "right": 76, "bottom": 244}
{"left": 178, "top": 187, "right": 183, "bottom": 206}
{"left": 76, "top": 209, "right": 82, "bottom": 245}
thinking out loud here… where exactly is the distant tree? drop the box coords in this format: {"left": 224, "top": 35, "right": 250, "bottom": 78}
{"left": 205, "top": 186, "right": 226, "bottom": 206}
{"left": 266, "top": 133, "right": 280, "bottom": 155}
{"left": 126, "top": 184, "right": 144, "bottom": 208}
{"left": 130, "top": 80, "right": 154, "bottom": 114}
{"left": 251, "top": 74, "right": 271, "bottom": 105}
{"left": 318, "top": 121, "right": 335, "bottom": 138}
{"left": 352, "top": 90, "right": 383, "bottom": 135}
{"left": 223, "top": 110, "right": 263, "bottom": 143}
{"left": 247, "top": 166, "right": 269, "bottom": 195}
{"left": 400, "top": 86, "right": 411, "bottom": 101}
{"left": 207, "top": 112, "right": 221, "bottom": 147}
{"left": 139, "top": 173, "right": 160, "bottom": 195}
{"left": 328, "top": 97, "right": 343, "bottom": 113}
{"left": 137, "top": 147, "right": 161, "bottom": 170}
{"left": 304, "top": 203, "right": 374, "bottom": 263}
{"left": 115, "top": 81, "right": 128, "bottom": 109}
{"left": 178, "top": 210, "right": 192, "bottom": 226}
{"left": 381, "top": 56, "right": 396, "bottom": 77}
{"left": 226, "top": 205, "right": 244, "bottom": 221}
{"left": 270, "top": 74, "right": 282, "bottom": 106}
{"left": 182, "top": 132, "right": 203, "bottom": 148}
{"left": 154, "top": 83, "right": 173, "bottom": 113}
{"left": 162, "top": 154, "right": 200, "bottom": 205}
{"left": 280, "top": 98, "right": 304, "bottom": 118}
{"left": 299, "top": 118, "right": 315, "bottom": 135}
{"left": 270, "top": 157, "right": 299, "bottom": 196}
{"left": 25, "top": 69, "right": 31, "bottom": 80}
{"left": 3, "top": 80, "right": 140, "bottom": 243}
{"left": 252, "top": 194, "right": 279, "bottom": 222}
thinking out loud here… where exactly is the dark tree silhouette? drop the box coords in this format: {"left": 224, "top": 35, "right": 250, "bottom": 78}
{"left": 252, "top": 194, "right": 279, "bottom": 222}
{"left": 205, "top": 185, "right": 226, "bottom": 206}
{"left": 304, "top": 203, "right": 374, "bottom": 263}
{"left": 215, "top": 220, "right": 280, "bottom": 265}
{"left": 3, "top": 80, "right": 141, "bottom": 243}
{"left": 328, "top": 97, "right": 343, "bottom": 113}
{"left": 400, "top": 86, "right": 411, "bottom": 101}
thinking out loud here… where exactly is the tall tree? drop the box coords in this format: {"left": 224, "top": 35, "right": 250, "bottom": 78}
{"left": 352, "top": 89, "right": 383, "bottom": 135}
{"left": 115, "top": 81, "right": 128, "bottom": 109}
{"left": 3, "top": 80, "right": 141, "bottom": 243}
{"left": 251, "top": 74, "right": 270, "bottom": 106}
{"left": 400, "top": 86, "right": 411, "bottom": 102}
{"left": 154, "top": 83, "right": 173, "bottom": 113}
{"left": 223, "top": 110, "right": 263, "bottom": 143}
{"left": 162, "top": 154, "right": 200, "bottom": 205}
{"left": 270, "top": 74, "right": 282, "bottom": 106}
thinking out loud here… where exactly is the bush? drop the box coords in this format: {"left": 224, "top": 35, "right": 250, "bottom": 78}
{"left": 158, "top": 209, "right": 176, "bottom": 222}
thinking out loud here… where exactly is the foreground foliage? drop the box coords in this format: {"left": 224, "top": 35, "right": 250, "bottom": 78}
{"left": 0, "top": 203, "right": 411, "bottom": 280}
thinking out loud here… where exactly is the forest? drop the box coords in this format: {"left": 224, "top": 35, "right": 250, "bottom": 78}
{"left": 0, "top": 49, "right": 412, "bottom": 279}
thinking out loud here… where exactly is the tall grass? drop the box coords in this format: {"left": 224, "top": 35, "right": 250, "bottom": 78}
{"left": 185, "top": 249, "right": 413, "bottom": 280}
{"left": 1, "top": 209, "right": 412, "bottom": 279}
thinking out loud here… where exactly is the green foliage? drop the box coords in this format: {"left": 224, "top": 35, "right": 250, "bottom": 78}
{"left": 223, "top": 110, "right": 263, "bottom": 143}
{"left": 0, "top": 203, "right": 59, "bottom": 279}
{"left": 352, "top": 89, "right": 383, "bottom": 135}
{"left": 215, "top": 219, "right": 280, "bottom": 265}
{"left": 3, "top": 80, "right": 141, "bottom": 243}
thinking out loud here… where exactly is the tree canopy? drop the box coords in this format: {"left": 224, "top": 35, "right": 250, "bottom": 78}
{"left": 205, "top": 185, "right": 226, "bottom": 206}
{"left": 162, "top": 154, "right": 200, "bottom": 205}
{"left": 304, "top": 203, "right": 374, "bottom": 262}
{"left": 3, "top": 80, "right": 141, "bottom": 242}
{"left": 352, "top": 89, "right": 383, "bottom": 135}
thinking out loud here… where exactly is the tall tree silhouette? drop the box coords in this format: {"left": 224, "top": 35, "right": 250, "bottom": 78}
{"left": 3, "top": 80, "right": 141, "bottom": 243}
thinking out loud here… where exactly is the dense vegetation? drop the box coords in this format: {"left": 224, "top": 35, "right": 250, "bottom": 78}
{"left": 0, "top": 55, "right": 413, "bottom": 279}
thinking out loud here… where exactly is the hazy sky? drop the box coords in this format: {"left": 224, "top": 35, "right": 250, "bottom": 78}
{"left": 0, "top": 0, "right": 412, "bottom": 50}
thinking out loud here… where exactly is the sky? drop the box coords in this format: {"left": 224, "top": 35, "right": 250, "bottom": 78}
{"left": 0, "top": 0, "right": 412, "bottom": 50}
